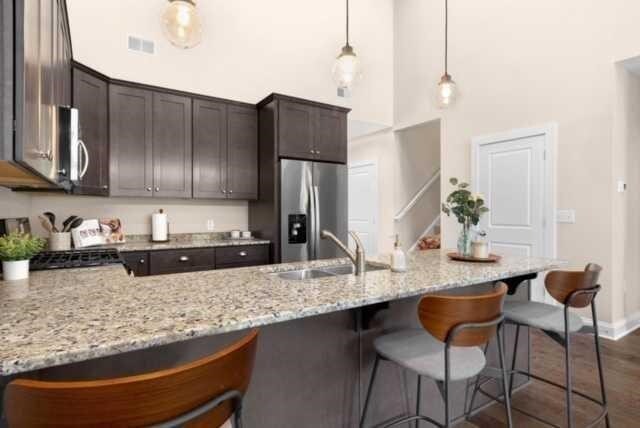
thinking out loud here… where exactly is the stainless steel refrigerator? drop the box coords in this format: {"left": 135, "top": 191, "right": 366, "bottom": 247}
{"left": 280, "top": 159, "right": 348, "bottom": 263}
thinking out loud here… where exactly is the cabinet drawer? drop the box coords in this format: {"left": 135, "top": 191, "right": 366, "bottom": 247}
{"left": 149, "top": 248, "right": 215, "bottom": 275}
{"left": 215, "top": 245, "right": 269, "bottom": 269}
{"left": 121, "top": 251, "right": 150, "bottom": 277}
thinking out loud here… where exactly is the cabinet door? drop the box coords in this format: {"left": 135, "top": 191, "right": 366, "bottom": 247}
{"left": 227, "top": 105, "right": 258, "bottom": 200}
{"left": 72, "top": 68, "right": 109, "bottom": 195}
{"left": 192, "top": 99, "right": 227, "bottom": 199}
{"left": 278, "top": 100, "right": 315, "bottom": 160}
{"left": 121, "top": 251, "right": 150, "bottom": 277}
{"left": 109, "top": 85, "right": 153, "bottom": 197}
{"left": 314, "top": 108, "right": 347, "bottom": 164}
{"left": 152, "top": 92, "right": 192, "bottom": 198}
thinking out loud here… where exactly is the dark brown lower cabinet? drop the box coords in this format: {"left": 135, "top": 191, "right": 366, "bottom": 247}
{"left": 123, "top": 245, "right": 270, "bottom": 277}
{"left": 121, "top": 251, "right": 150, "bottom": 277}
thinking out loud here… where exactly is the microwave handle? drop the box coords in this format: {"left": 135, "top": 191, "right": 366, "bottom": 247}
{"left": 78, "top": 140, "right": 89, "bottom": 179}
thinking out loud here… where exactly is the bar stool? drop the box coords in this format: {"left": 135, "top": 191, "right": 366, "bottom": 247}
{"left": 473, "top": 264, "right": 609, "bottom": 427}
{"left": 4, "top": 330, "right": 258, "bottom": 428}
{"left": 360, "top": 283, "right": 512, "bottom": 428}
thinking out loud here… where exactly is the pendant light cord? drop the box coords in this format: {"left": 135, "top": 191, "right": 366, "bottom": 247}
{"left": 444, "top": 0, "right": 448, "bottom": 74}
{"left": 346, "top": 0, "right": 350, "bottom": 47}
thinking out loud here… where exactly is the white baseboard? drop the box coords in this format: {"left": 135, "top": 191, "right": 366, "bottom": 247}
{"left": 581, "top": 311, "right": 640, "bottom": 340}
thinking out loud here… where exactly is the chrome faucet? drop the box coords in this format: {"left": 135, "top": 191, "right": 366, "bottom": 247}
{"left": 321, "top": 230, "right": 366, "bottom": 276}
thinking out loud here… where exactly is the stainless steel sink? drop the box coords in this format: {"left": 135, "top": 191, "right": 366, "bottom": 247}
{"left": 270, "top": 262, "right": 387, "bottom": 280}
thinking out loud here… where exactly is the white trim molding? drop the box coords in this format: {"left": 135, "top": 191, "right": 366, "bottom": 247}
{"left": 582, "top": 311, "right": 640, "bottom": 341}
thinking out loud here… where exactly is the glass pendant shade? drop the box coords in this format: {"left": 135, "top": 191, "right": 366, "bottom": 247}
{"left": 162, "top": 0, "right": 202, "bottom": 49}
{"left": 436, "top": 73, "right": 458, "bottom": 108}
{"left": 332, "top": 45, "right": 361, "bottom": 89}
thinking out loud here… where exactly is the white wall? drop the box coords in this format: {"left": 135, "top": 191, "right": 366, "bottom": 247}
{"left": 393, "top": 0, "right": 640, "bottom": 324}
{"left": 66, "top": 0, "right": 394, "bottom": 125}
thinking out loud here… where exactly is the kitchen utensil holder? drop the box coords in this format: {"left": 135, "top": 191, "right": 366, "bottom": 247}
{"left": 49, "top": 232, "right": 71, "bottom": 251}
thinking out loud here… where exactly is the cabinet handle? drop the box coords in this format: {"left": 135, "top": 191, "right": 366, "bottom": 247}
{"left": 155, "top": 187, "right": 160, "bottom": 192}
{"left": 310, "top": 149, "right": 315, "bottom": 154}
{"left": 179, "top": 256, "right": 189, "bottom": 262}
{"left": 238, "top": 251, "right": 248, "bottom": 257}
{"left": 222, "top": 189, "right": 227, "bottom": 194}
{"left": 228, "top": 190, "right": 233, "bottom": 194}
{"left": 102, "top": 185, "right": 109, "bottom": 190}
{"left": 315, "top": 150, "right": 320, "bottom": 154}
{"left": 139, "top": 259, "right": 145, "bottom": 264}
{"left": 146, "top": 187, "right": 152, "bottom": 192}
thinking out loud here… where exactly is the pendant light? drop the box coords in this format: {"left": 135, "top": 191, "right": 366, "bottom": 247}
{"left": 162, "top": 0, "right": 203, "bottom": 49}
{"left": 436, "top": 0, "right": 458, "bottom": 108}
{"left": 332, "top": 0, "right": 361, "bottom": 90}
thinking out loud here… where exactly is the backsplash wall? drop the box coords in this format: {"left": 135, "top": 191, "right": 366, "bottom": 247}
{"left": 1, "top": 188, "right": 248, "bottom": 237}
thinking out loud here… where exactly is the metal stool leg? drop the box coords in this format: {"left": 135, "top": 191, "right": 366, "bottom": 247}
{"left": 415, "top": 375, "right": 422, "bottom": 428}
{"left": 564, "top": 306, "right": 574, "bottom": 428}
{"left": 592, "top": 301, "right": 611, "bottom": 428}
{"left": 508, "top": 323, "right": 520, "bottom": 397}
{"left": 233, "top": 407, "right": 243, "bottom": 428}
{"left": 497, "top": 324, "right": 514, "bottom": 428}
{"left": 360, "top": 354, "right": 381, "bottom": 428}
{"left": 444, "top": 346, "right": 451, "bottom": 428}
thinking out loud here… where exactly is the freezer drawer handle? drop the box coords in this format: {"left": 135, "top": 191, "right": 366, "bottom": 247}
{"left": 179, "top": 256, "right": 190, "bottom": 262}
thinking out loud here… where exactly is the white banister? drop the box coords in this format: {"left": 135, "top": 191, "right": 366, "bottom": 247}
{"left": 394, "top": 169, "right": 441, "bottom": 221}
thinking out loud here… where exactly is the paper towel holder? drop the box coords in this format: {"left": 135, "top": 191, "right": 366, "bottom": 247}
{"left": 151, "top": 208, "right": 170, "bottom": 243}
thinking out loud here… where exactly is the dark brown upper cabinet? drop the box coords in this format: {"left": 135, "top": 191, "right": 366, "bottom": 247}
{"left": 193, "top": 101, "right": 257, "bottom": 200}
{"left": 72, "top": 66, "right": 109, "bottom": 196}
{"left": 109, "top": 84, "right": 153, "bottom": 197}
{"left": 227, "top": 105, "right": 258, "bottom": 199}
{"left": 152, "top": 92, "right": 192, "bottom": 198}
{"left": 278, "top": 101, "right": 315, "bottom": 159}
{"left": 265, "top": 95, "right": 350, "bottom": 164}
{"left": 315, "top": 108, "right": 347, "bottom": 164}
{"left": 193, "top": 99, "right": 227, "bottom": 199}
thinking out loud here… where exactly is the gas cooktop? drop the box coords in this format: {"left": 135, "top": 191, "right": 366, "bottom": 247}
{"left": 29, "top": 248, "right": 124, "bottom": 271}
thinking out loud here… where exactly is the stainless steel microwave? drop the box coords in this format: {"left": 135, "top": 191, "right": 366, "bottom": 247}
{"left": 57, "top": 106, "right": 89, "bottom": 190}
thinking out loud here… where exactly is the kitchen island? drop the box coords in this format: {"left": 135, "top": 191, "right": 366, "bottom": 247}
{"left": 0, "top": 250, "right": 563, "bottom": 426}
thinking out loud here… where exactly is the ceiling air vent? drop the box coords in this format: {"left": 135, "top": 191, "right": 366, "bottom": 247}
{"left": 128, "top": 36, "right": 155, "bottom": 54}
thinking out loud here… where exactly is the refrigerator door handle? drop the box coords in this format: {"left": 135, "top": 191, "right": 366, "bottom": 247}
{"left": 313, "top": 185, "right": 321, "bottom": 258}
{"left": 308, "top": 182, "right": 316, "bottom": 260}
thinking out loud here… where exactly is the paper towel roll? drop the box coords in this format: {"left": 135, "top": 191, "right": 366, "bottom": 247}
{"left": 152, "top": 210, "right": 168, "bottom": 241}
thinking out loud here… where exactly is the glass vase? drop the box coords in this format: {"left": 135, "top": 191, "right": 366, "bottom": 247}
{"left": 457, "top": 223, "right": 472, "bottom": 256}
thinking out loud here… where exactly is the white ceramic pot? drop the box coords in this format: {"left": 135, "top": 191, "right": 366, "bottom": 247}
{"left": 2, "top": 260, "right": 30, "bottom": 281}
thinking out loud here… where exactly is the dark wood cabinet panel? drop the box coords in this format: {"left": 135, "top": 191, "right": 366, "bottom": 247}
{"left": 315, "top": 108, "right": 347, "bottom": 164}
{"left": 152, "top": 92, "right": 192, "bottom": 198}
{"left": 149, "top": 248, "right": 215, "bottom": 275}
{"left": 193, "top": 99, "right": 227, "bottom": 199}
{"left": 215, "top": 244, "right": 268, "bottom": 269}
{"left": 278, "top": 101, "right": 315, "bottom": 159}
{"left": 72, "top": 68, "right": 109, "bottom": 195}
{"left": 109, "top": 84, "right": 153, "bottom": 197}
{"left": 121, "top": 251, "right": 150, "bottom": 277}
{"left": 227, "top": 105, "right": 258, "bottom": 200}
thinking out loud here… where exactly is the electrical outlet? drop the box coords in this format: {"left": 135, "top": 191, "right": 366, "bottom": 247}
{"left": 556, "top": 210, "right": 576, "bottom": 224}
{"left": 206, "top": 219, "right": 215, "bottom": 231}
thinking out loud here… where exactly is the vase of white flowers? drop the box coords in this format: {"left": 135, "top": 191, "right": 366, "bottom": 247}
{"left": 441, "top": 177, "right": 490, "bottom": 257}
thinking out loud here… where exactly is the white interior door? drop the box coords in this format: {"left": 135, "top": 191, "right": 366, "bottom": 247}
{"left": 348, "top": 161, "right": 378, "bottom": 256}
{"left": 475, "top": 132, "right": 550, "bottom": 302}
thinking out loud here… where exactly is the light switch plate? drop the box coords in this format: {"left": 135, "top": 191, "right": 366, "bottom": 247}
{"left": 556, "top": 210, "right": 576, "bottom": 224}
{"left": 617, "top": 180, "right": 627, "bottom": 193}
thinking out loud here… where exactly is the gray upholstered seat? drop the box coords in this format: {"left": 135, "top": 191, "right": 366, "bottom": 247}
{"left": 503, "top": 301, "right": 583, "bottom": 333}
{"left": 373, "top": 329, "right": 486, "bottom": 381}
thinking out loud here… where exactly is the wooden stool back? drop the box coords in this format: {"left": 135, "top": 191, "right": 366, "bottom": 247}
{"left": 5, "top": 330, "right": 259, "bottom": 428}
{"left": 545, "top": 263, "right": 602, "bottom": 307}
{"left": 418, "top": 283, "right": 507, "bottom": 346}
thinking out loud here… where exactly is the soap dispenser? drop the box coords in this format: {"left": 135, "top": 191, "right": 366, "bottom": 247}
{"left": 390, "top": 234, "right": 407, "bottom": 273}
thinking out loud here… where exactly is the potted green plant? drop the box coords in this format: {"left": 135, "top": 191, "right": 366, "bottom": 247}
{"left": 441, "top": 177, "right": 489, "bottom": 256}
{"left": 0, "top": 231, "right": 45, "bottom": 281}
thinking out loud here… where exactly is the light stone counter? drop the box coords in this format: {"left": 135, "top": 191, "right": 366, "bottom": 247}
{"left": 0, "top": 250, "right": 564, "bottom": 376}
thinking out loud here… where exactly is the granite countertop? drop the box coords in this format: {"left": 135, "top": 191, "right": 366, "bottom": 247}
{"left": 0, "top": 250, "right": 564, "bottom": 376}
{"left": 105, "top": 238, "right": 270, "bottom": 252}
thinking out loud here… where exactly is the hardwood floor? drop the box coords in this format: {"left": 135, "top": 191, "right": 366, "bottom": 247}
{"left": 464, "top": 329, "right": 640, "bottom": 427}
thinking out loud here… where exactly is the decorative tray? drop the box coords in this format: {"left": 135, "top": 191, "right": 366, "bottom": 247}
{"left": 446, "top": 252, "right": 501, "bottom": 263}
